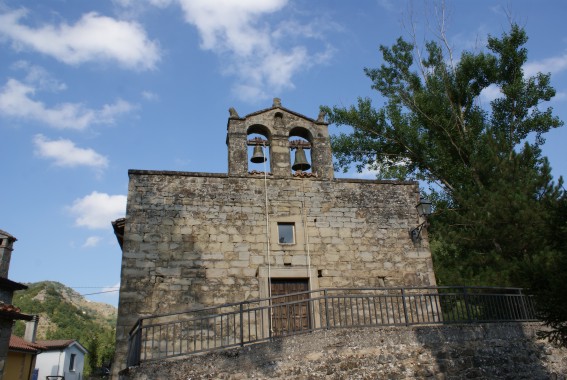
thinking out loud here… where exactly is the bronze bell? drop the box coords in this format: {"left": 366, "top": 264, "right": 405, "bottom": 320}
{"left": 292, "top": 147, "right": 311, "bottom": 171}
{"left": 250, "top": 145, "right": 267, "bottom": 163}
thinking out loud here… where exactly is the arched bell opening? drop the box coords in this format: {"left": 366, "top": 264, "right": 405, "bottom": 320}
{"left": 247, "top": 125, "right": 271, "bottom": 174}
{"left": 289, "top": 127, "right": 313, "bottom": 174}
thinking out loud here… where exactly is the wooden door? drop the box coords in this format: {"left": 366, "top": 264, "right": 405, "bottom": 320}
{"left": 270, "top": 279, "right": 311, "bottom": 336}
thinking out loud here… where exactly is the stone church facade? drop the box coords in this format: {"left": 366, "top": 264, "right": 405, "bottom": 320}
{"left": 112, "top": 99, "right": 436, "bottom": 374}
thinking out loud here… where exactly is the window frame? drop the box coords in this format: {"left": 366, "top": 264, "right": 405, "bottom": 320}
{"left": 69, "top": 353, "right": 76, "bottom": 371}
{"left": 277, "top": 222, "right": 296, "bottom": 244}
{"left": 270, "top": 216, "right": 304, "bottom": 251}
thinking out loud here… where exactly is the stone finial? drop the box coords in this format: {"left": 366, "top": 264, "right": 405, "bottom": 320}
{"left": 272, "top": 98, "right": 282, "bottom": 108}
{"left": 317, "top": 109, "right": 326, "bottom": 122}
{"left": 228, "top": 107, "right": 240, "bottom": 118}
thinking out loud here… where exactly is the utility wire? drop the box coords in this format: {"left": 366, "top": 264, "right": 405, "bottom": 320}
{"left": 70, "top": 286, "right": 118, "bottom": 289}
{"left": 79, "top": 289, "right": 119, "bottom": 296}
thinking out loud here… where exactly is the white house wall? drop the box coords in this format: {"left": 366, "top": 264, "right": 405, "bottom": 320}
{"left": 35, "top": 350, "right": 64, "bottom": 380}
{"left": 35, "top": 345, "right": 85, "bottom": 380}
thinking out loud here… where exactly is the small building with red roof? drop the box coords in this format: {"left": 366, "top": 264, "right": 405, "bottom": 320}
{"left": 3, "top": 335, "right": 45, "bottom": 380}
{"left": 34, "top": 339, "right": 87, "bottom": 380}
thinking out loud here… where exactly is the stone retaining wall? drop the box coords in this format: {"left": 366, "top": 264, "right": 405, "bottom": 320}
{"left": 120, "top": 323, "right": 567, "bottom": 380}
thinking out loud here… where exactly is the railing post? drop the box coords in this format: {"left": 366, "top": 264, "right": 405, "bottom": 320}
{"left": 463, "top": 287, "right": 472, "bottom": 323}
{"left": 128, "top": 319, "right": 143, "bottom": 366}
{"left": 518, "top": 289, "right": 528, "bottom": 320}
{"left": 324, "top": 289, "right": 330, "bottom": 330}
{"left": 137, "top": 319, "right": 143, "bottom": 365}
{"left": 240, "top": 303, "right": 244, "bottom": 347}
{"left": 268, "top": 298, "right": 273, "bottom": 340}
{"left": 401, "top": 288, "right": 409, "bottom": 326}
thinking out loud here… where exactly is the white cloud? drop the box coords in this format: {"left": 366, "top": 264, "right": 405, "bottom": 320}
{"left": 350, "top": 159, "right": 410, "bottom": 180}
{"left": 98, "top": 99, "right": 136, "bottom": 124}
{"left": 102, "top": 282, "right": 120, "bottom": 292}
{"left": 353, "top": 167, "right": 381, "bottom": 179}
{"left": 33, "top": 134, "right": 109, "bottom": 170}
{"left": 0, "top": 9, "right": 160, "bottom": 70}
{"left": 0, "top": 78, "right": 135, "bottom": 129}
{"left": 149, "top": 0, "right": 173, "bottom": 8}
{"left": 12, "top": 61, "right": 67, "bottom": 92}
{"left": 113, "top": 0, "right": 334, "bottom": 100}
{"left": 272, "top": 19, "right": 334, "bottom": 41}
{"left": 173, "top": 0, "right": 333, "bottom": 101}
{"left": 479, "top": 83, "right": 503, "bottom": 104}
{"left": 477, "top": 55, "right": 567, "bottom": 105}
{"left": 142, "top": 90, "right": 159, "bottom": 101}
{"left": 82, "top": 236, "right": 102, "bottom": 248}
{"left": 524, "top": 53, "right": 567, "bottom": 77}
{"left": 69, "top": 191, "right": 127, "bottom": 230}
{"left": 178, "top": 0, "right": 286, "bottom": 55}
{"left": 477, "top": 54, "right": 567, "bottom": 105}
{"left": 114, "top": 0, "right": 172, "bottom": 9}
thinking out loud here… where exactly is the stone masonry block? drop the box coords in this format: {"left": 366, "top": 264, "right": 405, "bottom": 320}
{"left": 206, "top": 269, "right": 228, "bottom": 278}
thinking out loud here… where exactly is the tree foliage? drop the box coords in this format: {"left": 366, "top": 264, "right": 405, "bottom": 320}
{"left": 324, "top": 25, "right": 561, "bottom": 189}
{"left": 322, "top": 24, "right": 566, "bottom": 343}
{"left": 519, "top": 195, "right": 567, "bottom": 346}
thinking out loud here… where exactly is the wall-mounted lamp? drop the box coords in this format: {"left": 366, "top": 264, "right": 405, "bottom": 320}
{"left": 409, "top": 197, "right": 432, "bottom": 243}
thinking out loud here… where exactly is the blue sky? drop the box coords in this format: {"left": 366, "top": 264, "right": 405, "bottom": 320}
{"left": 1, "top": 0, "right": 566, "bottom": 307}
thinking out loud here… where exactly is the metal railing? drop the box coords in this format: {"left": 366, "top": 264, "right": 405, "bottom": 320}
{"left": 126, "top": 286, "right": 536, "bottom": 366}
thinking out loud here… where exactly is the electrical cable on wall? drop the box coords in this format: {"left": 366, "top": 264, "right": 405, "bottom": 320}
{"left": 301, "top": 177, "right": 313, "bottom": 291}
{"left": 262, "top": 143, "right": 274, "bottom": 335}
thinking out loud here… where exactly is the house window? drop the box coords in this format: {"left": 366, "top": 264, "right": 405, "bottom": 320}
{"left": 278, "top": 223, "right": 295, "bottom": 244}
{"left": 69, "top": 353, "right": 76, "bottom": 371}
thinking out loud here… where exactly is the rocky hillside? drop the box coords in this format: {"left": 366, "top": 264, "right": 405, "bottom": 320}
{"left": 12, "top": 281, "right": 117, "bottom": 371}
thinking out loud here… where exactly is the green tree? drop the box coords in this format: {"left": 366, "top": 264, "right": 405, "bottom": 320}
{"left": 87, "top": 336, "right": 100, "bottom": 374}
{"left": 519, "top": 194, "right": 567, "bottom": 346}
{"left": 322, "top": 24, "right": 566, "bottom": 341}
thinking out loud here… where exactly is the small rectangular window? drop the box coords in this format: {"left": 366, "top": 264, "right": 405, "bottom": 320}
{"left": 69, "top": 353, "right": 76, "bottom": 371}
{"left": 277, "top": 223, "right": 295, "bottom": 244}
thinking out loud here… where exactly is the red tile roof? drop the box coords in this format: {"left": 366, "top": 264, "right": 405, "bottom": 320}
{"left": 0, "top": 301, "right": 21, "bottom": 313}
{"left": 35, "top": 339, "right": 75, "bottom": 349}
{"left": 9, "top": 336, "right": 45, "bottom": 353}
{"left": 0, "top": 302, "right": 33, "bottom": 321}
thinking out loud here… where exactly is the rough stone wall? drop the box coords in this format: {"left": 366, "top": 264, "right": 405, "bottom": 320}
{"left": 0, "top": 318, "right": 12, "bottom": 377}
{"left": 121, "top": 323, "right": 567, "bottom": 380}
{"left": 0, "top": 289, "right": 13, "bottom": 305}
{"left": 226, "top": 99, "right": 334, "bottom": 180}
{"left": 113, "top": 171, "right": 435, "bottom": 375}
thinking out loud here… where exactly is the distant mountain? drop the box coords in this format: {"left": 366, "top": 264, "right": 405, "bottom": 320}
{"left": 12, "top": 281, "right": 116, "bottom": 373}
